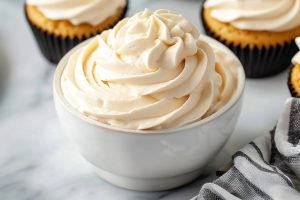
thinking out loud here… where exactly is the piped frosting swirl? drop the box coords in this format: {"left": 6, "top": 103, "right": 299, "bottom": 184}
{"left": 26, "top": 0, "right": 126, "bottom": 26}
{"left": 61, "top": 9, "right": 238, "bottom": 130}
{"left": 204, "top": 0, "right": 300, "bottom": 32}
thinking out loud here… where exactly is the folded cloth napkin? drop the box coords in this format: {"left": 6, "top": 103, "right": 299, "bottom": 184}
{"left": 195, "top": 98, "right": 300, "bottom": 200}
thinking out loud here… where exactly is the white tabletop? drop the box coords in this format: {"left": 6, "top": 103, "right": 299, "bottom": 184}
{"left": 0, "top": 0, "right": 291, "bottom": 199}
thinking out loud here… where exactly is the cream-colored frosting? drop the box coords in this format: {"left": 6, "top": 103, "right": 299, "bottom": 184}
{"left": 61, "top": 9, "right": 238, "bottom": 130}
{"left": 292, "top": 37, "right": 300, "bottom": 65}
{"left": 26, "top": 0, "right": 126, "bottom": 26}
{"left": 204, "top": 0, "right": 300, "bottom": 32}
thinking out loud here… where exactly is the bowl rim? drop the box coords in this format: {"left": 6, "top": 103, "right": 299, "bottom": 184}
{"left": 53, "top": 35, "right": 246, "bottom": 135}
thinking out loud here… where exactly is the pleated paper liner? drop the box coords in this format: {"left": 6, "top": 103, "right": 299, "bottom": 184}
{"left": 24, "top": 3, "right": 128, "bottom": 64}
{"left": 288, "top": 65, "right": 300, "bottom": 98}
{"left": 200, "top": 6, "right": 298, "bottom": 78}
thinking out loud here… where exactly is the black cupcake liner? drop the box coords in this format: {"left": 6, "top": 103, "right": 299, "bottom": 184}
{"left": 24, "top": 2, "right": 128, "bottom": 64}
{"left": 200, "top": 5, "right": 298, "bottom": 78}
{"left": 288, "top": 65, "right": 299, "bottom": 97}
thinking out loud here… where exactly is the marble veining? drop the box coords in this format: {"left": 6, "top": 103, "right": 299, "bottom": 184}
{"left": 0, "top": 0, "right": 290, "bottom": 199}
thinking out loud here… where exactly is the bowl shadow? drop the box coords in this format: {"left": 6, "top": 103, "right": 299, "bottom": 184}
{"left": 0, "top": 37, "right": 11, "bottom": 102}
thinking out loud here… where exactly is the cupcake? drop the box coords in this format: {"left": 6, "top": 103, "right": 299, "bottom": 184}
{"left": 59, "top": 9, "right": 240, "bottom": 130}
{"left": 25, "top": 0, "right": 128, "bottom": 64}
{"left": 201, "top": 0, "right": 300, "bottom": 78}
{"left": 288, "top": 38, "right": 300, "bottom": 97}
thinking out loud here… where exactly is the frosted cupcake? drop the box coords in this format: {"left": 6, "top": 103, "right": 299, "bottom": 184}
{"left": 288, "top": 38, "right": 300, "bottom": 97}
{"left": 201, "top": 0, "right": 300, "bottom": 78}
{"left": 25, "top": 0, "right": 128, "bottom": 64}
{"left": 60, "top": 9, "right": 239, "bottom": 130}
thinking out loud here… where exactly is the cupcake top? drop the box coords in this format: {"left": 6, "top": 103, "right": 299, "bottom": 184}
{"left": 204, "top": 0, "right": 300, "bottom": 32}
{"left": 26, "top": 0, "right": 126, "bottom": 26}
{"left": 292, "top": 38, "right": 300, "bottom": 65}
{"left": 61, "top": 9, "right": 238, "bottom": 130}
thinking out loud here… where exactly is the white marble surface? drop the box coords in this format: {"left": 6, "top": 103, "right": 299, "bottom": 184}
{"left": 0, "top": 0, "right": 291, "bottom": 199}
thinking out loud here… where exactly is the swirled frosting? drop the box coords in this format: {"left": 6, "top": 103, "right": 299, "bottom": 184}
{"left": 204, "top": 0, "right": 300, "bottom": 32}
{"left": 61, "top": 9, "right": 238, "bottom": 130}
{"left": 292, "top": 38, "right": 300, "bottom": 65}
{"left": 26, "top": 0, "right": 126, "bottom": 26}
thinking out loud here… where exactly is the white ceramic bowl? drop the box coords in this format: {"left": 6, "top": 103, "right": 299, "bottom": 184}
{"left": 53, "top": 36, "right": 245, "bottom": 192}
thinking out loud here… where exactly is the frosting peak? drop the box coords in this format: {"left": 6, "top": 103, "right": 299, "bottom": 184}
{"left": 292, "top": 37, "right": 300, "bottom": 65}
{"left": 204, "top": 0, "right": 300, "bottom": 32}
{"left": 107, "top": 9, "right": 200, "bottom": 72}
{"left": 26, "top": 0, "right": 126, "bottom": 26}
{"left": 61, "top": 9, "right": 238, "bottom": 130}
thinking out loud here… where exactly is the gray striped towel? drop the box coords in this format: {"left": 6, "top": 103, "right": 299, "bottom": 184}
{"left": 195, "top": 98, "right": 300, "bottom": 200}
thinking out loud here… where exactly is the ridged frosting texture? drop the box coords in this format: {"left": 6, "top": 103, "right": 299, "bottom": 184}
{"left": 204, "top": 0, "right": 300, "bottom": 32}
{"left": 292, "top": 38, "right": 300, "bottom": 65}
{"left": 61, "top": 9, "right": 238, "bottom": 130}
{"left": 26, "top": 0, "right": 126, "bottom": 26}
